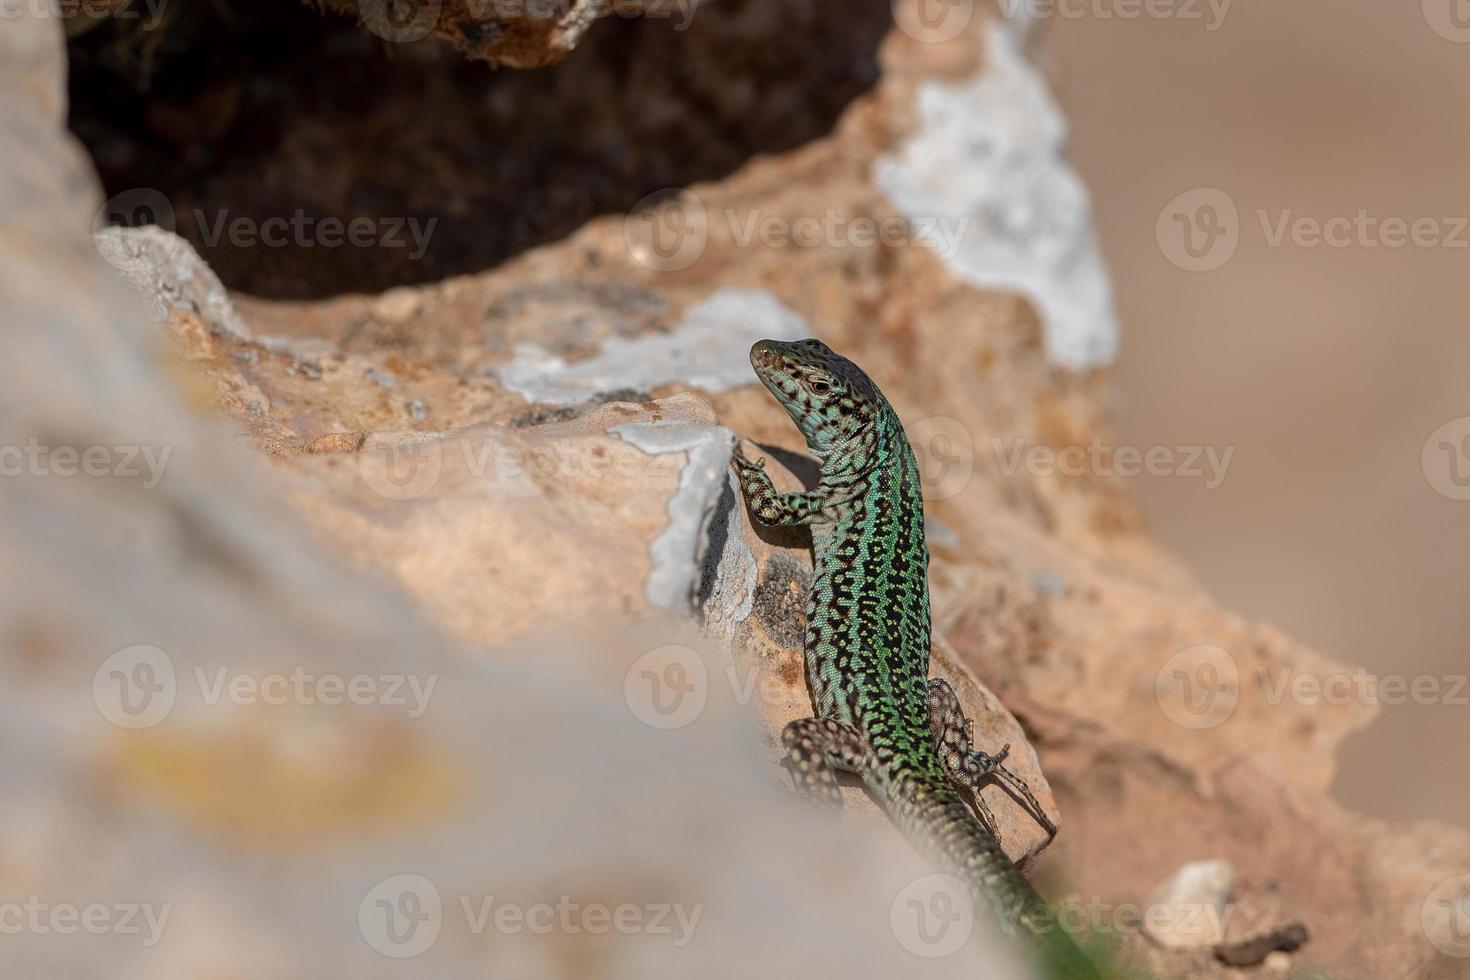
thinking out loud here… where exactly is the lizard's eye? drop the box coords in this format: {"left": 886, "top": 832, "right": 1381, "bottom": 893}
{"left": 807, "top": 377, "right": 832, "bottom": 395}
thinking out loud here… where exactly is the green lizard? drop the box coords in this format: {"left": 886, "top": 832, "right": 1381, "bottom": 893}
{"left": 732, "top": 338, "right": 1100, "bottom": 979}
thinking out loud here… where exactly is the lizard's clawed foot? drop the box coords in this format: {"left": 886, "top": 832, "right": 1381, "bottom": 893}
{"left": 731, "top": 443, "right": 767, "bottom": 474}
{"left": 926, "top": 678, "right": 1058, "bottom": 844}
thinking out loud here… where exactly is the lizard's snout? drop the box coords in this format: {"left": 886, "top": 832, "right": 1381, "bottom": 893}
{"left": 750, "top": 340, "right": 781, "bottom": 371}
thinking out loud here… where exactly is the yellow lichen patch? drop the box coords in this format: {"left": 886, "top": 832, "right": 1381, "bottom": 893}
{"left": 160, "top": 312, "right": 227, "bottom": 414}
{"left": 99, "top": 711, "right": 462, "bottom": 850}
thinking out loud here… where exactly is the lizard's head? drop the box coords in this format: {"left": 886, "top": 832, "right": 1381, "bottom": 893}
{"left": 749, "top": 338, "right": 884, "bottom": 457}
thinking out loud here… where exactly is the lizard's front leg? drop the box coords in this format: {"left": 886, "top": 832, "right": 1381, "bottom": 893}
{"left": 732, "top": 445, "right": 828, "bottom": 526}
{"left": 780, "top": 717, "right": 870, "bottom": 810}
{"left": 927, "top": 678, "right": 1056, "bottom": 843}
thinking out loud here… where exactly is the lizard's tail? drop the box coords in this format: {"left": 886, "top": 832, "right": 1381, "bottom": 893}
{"left": 894, "top": 770, "right": 1102, "bottom": 980}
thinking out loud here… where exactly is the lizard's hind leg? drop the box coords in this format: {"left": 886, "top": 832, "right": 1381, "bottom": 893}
{"left": 780, "top": 717, "right": 870, "bottom": 810}
{"left": 926, "top": 678, "right": 1056, "bottom": 844}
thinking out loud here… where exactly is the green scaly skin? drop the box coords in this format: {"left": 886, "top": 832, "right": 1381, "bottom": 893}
{"left": 733, "top": 338, "right": 1099, "bottom": 980}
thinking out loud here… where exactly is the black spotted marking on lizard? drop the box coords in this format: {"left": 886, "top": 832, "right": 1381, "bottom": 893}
{"left": 731, "top": 338, "right": 1100, "bottom": 980}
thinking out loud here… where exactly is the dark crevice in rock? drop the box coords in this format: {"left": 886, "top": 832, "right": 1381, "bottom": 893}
{"left": 694, "top": 474, "right": 737, "bottom": 613}
{"left": 68, "top": 0, "right": 892, "bottom": 300}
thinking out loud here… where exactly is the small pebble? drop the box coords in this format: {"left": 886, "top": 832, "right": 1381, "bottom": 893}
{"left": 407, "top": 399, "right": 428, "bottom": 422}
{"left": 1264, "top": 951, "right": 1291, "bottom": 972}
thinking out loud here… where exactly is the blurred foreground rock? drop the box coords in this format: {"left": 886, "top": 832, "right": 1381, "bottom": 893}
{"left": 9, "top": 2, "right": 1470, "bottom": 979}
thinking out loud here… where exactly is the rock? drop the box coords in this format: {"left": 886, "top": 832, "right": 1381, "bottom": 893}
{"left": 492, "top": 288, "right": 811, "bottom": 404}
{"left": 101, "top": 218, "right": 1063, "bottom": 858}
{"left": 874, "top": 23, "right": 1117, "bottom": 371}
{"left": 282, "top": 392, "right": 719, "bottom": 646}
{"left": 1216, "top": 922, "right": 1309, "bottom": 969}
{"left": 1142, "top": 859, "right": 1234, "bottom": 949}
{"left": 1214, "top": 884, "right": 1309, "bottom": 967}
